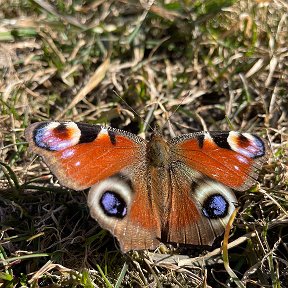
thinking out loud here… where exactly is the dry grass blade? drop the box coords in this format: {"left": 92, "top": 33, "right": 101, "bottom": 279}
{"left": 222, "top": 208, "right": 245, "bottom": 288}
{"left": 56, "top": 58, "right": 110, "bottom": 119}
{"left": 148, "top": 231, "right": 258, "bottom": 268}
{"left": 31, "top": 0, "right": 86, "bottom": 29}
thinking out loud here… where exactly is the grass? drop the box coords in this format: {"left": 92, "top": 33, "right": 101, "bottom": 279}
{"left": 0, "top": 0, "right": 288, "bottom": 287}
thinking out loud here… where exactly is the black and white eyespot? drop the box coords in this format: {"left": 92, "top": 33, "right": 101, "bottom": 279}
{"left": 194, "top": 180, "right": 237, "bottom": 221}
{"left": 33, "top": 122, "right": 81, "bottom": 151}
{"left": 227, "top": 131, "right": 266, "bottom": 159}
{"left": 88, "top": 174, "right": 133, "bottom": 223}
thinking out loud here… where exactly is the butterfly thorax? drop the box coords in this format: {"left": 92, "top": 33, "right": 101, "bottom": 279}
{"left": 146, "top": 134, "right": 170, "bottom": 168}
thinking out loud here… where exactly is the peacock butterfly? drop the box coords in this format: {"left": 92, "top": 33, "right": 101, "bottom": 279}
{"left": 25, "top": 121, "right": 269, "bottom": 252}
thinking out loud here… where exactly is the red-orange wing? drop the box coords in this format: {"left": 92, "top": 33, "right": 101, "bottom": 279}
{"left": 25, "top": 121, "right": 146, "bottom": 190}
{"left": 88, "top": 169, "right": 162, "bottom": 252}
{"left": 170, "top": 131, "right": 268, "bottom": 191}
{"left": 165, "top": 163, "right": 237, "bottom": 246}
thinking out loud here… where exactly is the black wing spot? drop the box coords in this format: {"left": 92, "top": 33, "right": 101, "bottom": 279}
{"left": 211, "top": 132, "right": 231, "bottom": 150}
{"left": 77, "top": 123, "right": 101, "bottom": 143}
{"left": 198, "top": 134, "right": 205, "bottom": 149}
{"left": 108, "top": 130, "right": 116, "bottom": 145}
{"left": 54, "top": 123, "right": 67, "bottom": 133}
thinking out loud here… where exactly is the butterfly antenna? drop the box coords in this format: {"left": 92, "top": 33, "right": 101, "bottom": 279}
{"left": 113, "top": 90, "right": 154, "bottom": 133}
{"left": 163, "top": 90, "right": 194, "bottom": 131}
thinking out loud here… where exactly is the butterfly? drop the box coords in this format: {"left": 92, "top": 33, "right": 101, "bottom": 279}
{"left": 25, "top": 121, "right": 268, "bottom": 252}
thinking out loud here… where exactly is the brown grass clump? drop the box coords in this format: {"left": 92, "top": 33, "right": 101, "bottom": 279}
{"left": 0, "top": 0, "right": 287, "bottom": 287}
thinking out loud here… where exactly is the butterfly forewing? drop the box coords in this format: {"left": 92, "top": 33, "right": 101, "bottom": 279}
{"left": 25, "top": 121, "right": 146, "bottom": 190}
{"left": 170, "top": 131, "right": 268, "bottom": 191}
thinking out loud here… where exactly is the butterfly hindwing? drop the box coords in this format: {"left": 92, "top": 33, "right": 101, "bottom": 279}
{"left": 166, "top": 161, "right": 237, "bottom": 245}
{"left": 88, "top": 168, "right": 162, "bottom": 252}
{"left": 87, "top": 151, "right": 238, "bottom": 251}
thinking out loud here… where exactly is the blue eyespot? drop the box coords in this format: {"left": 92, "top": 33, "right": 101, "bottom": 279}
{"left": 202, "top": 194, "right": 229, "bottom": 219}
{"left": 100, "top": 191, "right": 127, "bottom": 218}
{"left": 33, "top": 123, "right": 51, "bottom": 149}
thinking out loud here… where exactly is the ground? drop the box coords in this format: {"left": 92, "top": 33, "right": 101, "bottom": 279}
{"left": 0, "top": 0, "right": 287, "bottom": 287}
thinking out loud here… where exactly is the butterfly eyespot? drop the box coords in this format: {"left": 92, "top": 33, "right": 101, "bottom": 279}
{"left": 33, "top": 122, "right": 81, "bottom": 151}
{"left": 202, "top": 194, "right": 229, "bottom": 219}
{"left": 88, "top": 174, "right": 133, "bottom": 224}
{"left": 227, "top": 132, "right": 266, "bottom": 159}
{"left": 194, "top": 180, "right": 236, "bottom": 222}
{"left": 100, "top": 191, "right": 127, "bottom": 218}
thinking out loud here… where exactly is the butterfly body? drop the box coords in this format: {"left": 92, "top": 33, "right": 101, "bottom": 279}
{"left": 25, "top": 121, "right": 268, "bottom": 252}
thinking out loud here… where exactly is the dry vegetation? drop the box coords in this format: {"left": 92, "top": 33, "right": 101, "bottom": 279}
{"left": 0, "top": 0, "right": 288, "bottom": 287}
